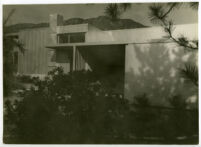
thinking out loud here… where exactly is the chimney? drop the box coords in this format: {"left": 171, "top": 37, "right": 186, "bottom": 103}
{"left": 49, "top": 14, "right": 63, "bottom": 33}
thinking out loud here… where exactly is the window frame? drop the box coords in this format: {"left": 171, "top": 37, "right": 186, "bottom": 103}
{"left": 57, "top": 32, "right": 85, "bottom": 44}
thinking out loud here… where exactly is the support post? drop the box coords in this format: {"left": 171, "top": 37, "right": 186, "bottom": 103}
{"left": 72, "top": 46, "right": 76, "bottom": 71}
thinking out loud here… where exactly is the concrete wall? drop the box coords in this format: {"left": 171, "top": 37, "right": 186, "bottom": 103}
{"left": 124, "top": 42, "right": 197, "bottom": 106}
{"left": 86, "top": 24, "right": 198, "bottom": 43}
{"left": 56, "top": 24, "right": 88, "bottom": 34}
{"left": 86, "top": 23, "right": 198, "bottom": 106}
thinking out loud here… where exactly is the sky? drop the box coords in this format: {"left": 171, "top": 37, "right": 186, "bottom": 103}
{"left": 3, "top": 3, "right": 198, "bottom": 26}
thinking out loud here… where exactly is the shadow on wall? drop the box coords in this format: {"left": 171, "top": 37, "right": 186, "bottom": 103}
{"left": 124, "top": 43, "right": 197, "bottom": 106}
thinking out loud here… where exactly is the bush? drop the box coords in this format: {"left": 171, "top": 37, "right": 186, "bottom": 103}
{"left": 4, "top": 67, "right": 198, "bottom": 144}
{"left": 4, "top": 67, "right": 130, "bottom": 144}
{"left": 16, "top": 75, "right": 34, "bottom": 83}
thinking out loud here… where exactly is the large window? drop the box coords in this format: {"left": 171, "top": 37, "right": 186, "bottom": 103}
{"left": 58, "top": 33, "right": 85, "bottom": 43}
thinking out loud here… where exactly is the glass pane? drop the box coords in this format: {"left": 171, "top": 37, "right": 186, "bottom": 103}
{"left": 70, "top": 33, "right": 85, "bottom": 43}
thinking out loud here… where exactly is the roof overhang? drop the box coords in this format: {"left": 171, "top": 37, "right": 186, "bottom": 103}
{"left": 46, "top": 41, "right": 128, "bottom": 49}
{"left": 46, "top": 39, "right": 176, "bottom": 49}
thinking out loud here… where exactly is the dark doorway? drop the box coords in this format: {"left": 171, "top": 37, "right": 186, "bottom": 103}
{"left": 78, "top": 44, "right": 125, "bottom": 94}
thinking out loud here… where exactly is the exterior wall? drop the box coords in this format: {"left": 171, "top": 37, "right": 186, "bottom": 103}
{"left": 18, "top": 27, "right": 53, "bottom": 75}
{"left": 16, "top": 20, "right": 198, "bottom": 105}
{"left": 56, "top": 24, "right": 88, "bottom": 34}
{"left": 124, "top": 43, "right": 197, "bottom": 106}
{"left": 85, "top": 23, "right": 198, "bottom": 106}
{"left": 86, "top": 24, "right": 198, "bottom": 43}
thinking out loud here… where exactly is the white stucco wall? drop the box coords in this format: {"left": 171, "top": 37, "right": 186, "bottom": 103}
{"left": 122, "top": 24, "right": 198, "bottom": 106}
{"left": 124, "top": 43, "right": 197, "bottom": 106}
{"left": 86, "top": 24, "right": 198, "bottom": 43}
{"left": 86, "top": 23, "right": 198, "bottom": 106}
{"left": 56, "top": 24, "right": 88, "bottom": 34}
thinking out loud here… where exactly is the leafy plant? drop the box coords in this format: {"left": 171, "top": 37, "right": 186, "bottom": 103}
{"left": 3, "top": 9, "right": 25, "bottom": 96}
{"left": 4, "top": 67, "right": 198, "bottom": 144}
{"left": 149, "top": 3, "right": 198, "bottom": 95}
{"left": 149, "top": 3, "right": 198, "bottom": 50}
{"left": 179, "top": 64, "right": 198, "bottom": 87}
{"left": 168, "top": 94, "right": 187, "bottom": 109}
{"left": 105, "top": 4, "right": 121, "bottom": 20}
{"left": 104, "top": 3, "right": 131, "bottom": 20}
{"left": 134, "top": 93, "right": 150, "bottom": 107}
{"left": 4, "top": 67, "right": 130, "bottom": 143}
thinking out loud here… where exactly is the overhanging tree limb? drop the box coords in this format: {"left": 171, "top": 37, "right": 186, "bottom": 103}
{"left": 149, "top": 3, "right": 198, "bottom": 87}
{"left": 149, "top": 3, "right": 198, "bottom": 51}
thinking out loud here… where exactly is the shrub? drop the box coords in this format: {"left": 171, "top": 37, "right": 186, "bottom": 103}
{"left": 4, "top": 67, "right": 130, "bottom": 144}
{"left": 167, "top": 94, "right": 198, "bottom": 139}
{"left": 16, "top": 75, "right": 34, "bottom": 83}
{"left": 4, "top": 67, "right": 198, "bottom": 144}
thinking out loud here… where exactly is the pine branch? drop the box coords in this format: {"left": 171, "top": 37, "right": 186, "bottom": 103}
{"left": 105, "top": 4, "right": 121, "bottom": 20}
{"left": 161, "top": 3, "right": 178, "bottom": 19}
{"left": 3, "top": 9, "right": 15, "bottom": 27}
{"left": 104, "top": 3, "right": 131, "bottom": 20}
{"left": 189, "top": 2, "right": 199, "bottom": 10}
{"left": 179, "top": 64, "right": 198, "bottom": 87}
{"left": 119, "top": 3, "right": 132, "bottom": 11}
{"left": 164, "top": 22, "right": 198, "bottom": 50}
{"left": 149, "top": 3, "right": 198, "bottom": 51}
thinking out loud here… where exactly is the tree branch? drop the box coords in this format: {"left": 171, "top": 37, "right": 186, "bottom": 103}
{"left": 3, "top": 9, "right": 15, "bottom": 27}
{"left": 161, "top": 3, "right": 178, "bottom": 19}
{"left": 149, "top": 3, "right": 198, "bottom": 51}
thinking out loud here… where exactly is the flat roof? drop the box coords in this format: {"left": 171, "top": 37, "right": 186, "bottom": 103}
{"left": 46, "top": 39, "right": 175, "bottom": 49}
{"left": 46, "top": 41, "right": 128, "bottom": 49}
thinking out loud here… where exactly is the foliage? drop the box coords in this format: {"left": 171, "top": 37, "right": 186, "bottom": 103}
{"left": 104, "top": 3, "right": 131, "bottom": 20}
{"left": 189, "top": 2, "right": 199, "bottom": 9}
{"left": 4, "top": 67, "right": 130, "bottom": 143}
{"left": 3, "top": 9, "right": 24, "bottom": 96}
{"left": 180, "top": 64, "right": 198, "bottom": 87}
{"left": 149, "top": 3, "right": 198, "bottom": 50}
{"left": 16, "top": 75, "right": 35, "bottom": 83}
{"left": 133, "top": 93, "right": 150, "bottom": 107}
{"left": 105, "top": 4, "right": 121, "bottom": 20}
{"left": 167, "top": 94, "right": 198, "bottom": 139}
{"left": 3, "top": 34, "right": 23, "bottom": 96}
{"left": 4, "top": 67, "right": 198, "bottom": 144}
{"left": 168, "top": 94, "right": 187, "bottom": 109}
{"left": 149, "top": 3, "right": 198, "bottom": 88}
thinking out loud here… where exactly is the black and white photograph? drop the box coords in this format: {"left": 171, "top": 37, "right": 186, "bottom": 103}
{"left": 2, "top": 1, "right": 199, "bottom": 144}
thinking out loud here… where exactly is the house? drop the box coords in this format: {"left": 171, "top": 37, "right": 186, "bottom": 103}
{"left": 10, "top": 14, "right": 198, "bottom": 105}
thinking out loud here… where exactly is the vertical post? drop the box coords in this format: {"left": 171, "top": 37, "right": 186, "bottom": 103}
{"left": 72, "top": 46, "right": 76, "bottom": 71}
{"left": 57, "top": 35, "right": 59, "bottom": 44}
{"left": 68, "top": 35, "right": 70, "bottom": 43}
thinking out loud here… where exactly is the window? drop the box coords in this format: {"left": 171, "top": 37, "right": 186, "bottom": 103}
{"left": 58, "top": 34, "right": 69, "bottom": 43}
{"left": 57, "top": 33, "right": 85, "bottom": 43}
{"left": 70, "top": 33, "right": 85, "bottom": 43}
